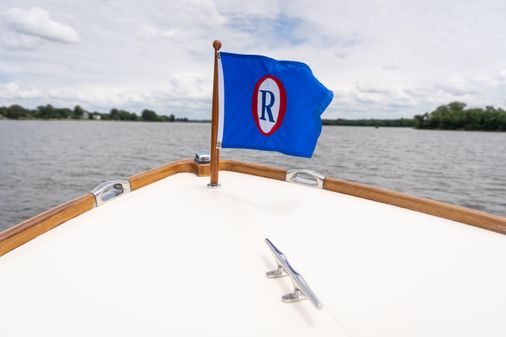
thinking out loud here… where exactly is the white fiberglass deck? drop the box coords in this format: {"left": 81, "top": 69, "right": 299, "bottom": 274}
{"left": 1, "top": 171, "right": 505, "bottom": 337}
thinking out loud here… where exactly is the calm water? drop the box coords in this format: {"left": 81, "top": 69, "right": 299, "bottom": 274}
{"left": 0, "top": 120, "right": 504, "bottom": 231}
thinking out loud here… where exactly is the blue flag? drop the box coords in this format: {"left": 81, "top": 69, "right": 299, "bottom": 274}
{"left": 217, "top": 52, "right": 333, "bottom": 158}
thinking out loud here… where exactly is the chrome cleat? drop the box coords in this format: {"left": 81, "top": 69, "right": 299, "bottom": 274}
{"left": 265, "top": 238, "right": 322, "bottom": 310}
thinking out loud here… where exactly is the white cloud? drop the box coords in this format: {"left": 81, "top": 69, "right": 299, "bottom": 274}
{"left": 137, "top": 24, "right": 183, "bottom": 41}
{"left": 3, "top": 7, "right": 79, "bottom": 44}
{"left": 0, "top": 33, "right": 41, "bottom": 49}
{"left": 0, "top": 82, "right": 43, "bottom": 100}
{"left": 176, "top": 0, "right": 227, "bottom": 27}
{"left": 499, "top": 69, "right": 506, "bottom": 81}
{"left": 1, "top": 0, "right": 506, "bottom": 119}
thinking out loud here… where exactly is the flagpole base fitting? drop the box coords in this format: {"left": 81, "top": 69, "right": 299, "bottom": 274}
{"left": 207, "top": 183, "right": 221, "bottom": 189}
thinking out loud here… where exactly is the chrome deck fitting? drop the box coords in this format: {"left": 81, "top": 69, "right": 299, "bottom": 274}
{"left": 91, "top": 180, "right": 131, "bottom": 207}
{"left": 265, "top": 238, "right": 322, "bottom": 309}
{"left": 194, "top": 151, "right": 211, "bottom": 164}
{"left": 285, "top": 169, "right": 325, "bottom": 188}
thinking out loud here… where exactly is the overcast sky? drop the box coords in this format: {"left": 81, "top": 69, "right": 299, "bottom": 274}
{"left": 1, "top": 0, "right": 506, "bottom": 119}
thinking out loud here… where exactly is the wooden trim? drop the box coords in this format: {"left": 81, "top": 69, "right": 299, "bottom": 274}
{"left": 220, "top": 160, "right": 286, "bottom": 181}
{"left": 127, "top": 159, "right": 286, "bottom": 185}
{"left": 128, "top": 159, "right": 199, "bottom": 191}
{"left": 0, "top": 159, "right": 286, "bottom": 256}
{"left": 323, "top": 177, "right": 506, "bottom": 235}
{"left": 0, "top": 194, "right": 95, "bottom": 257}
{"left": 1, "top": 159, "right": 504, "bottom": 258}
{"left": 130, "top": 159, "right": 505, "bottom": 234}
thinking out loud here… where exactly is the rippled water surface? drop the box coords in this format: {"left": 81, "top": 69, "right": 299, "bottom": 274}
{"left": 0, "top": 120, "right": 504, "bottom": 231}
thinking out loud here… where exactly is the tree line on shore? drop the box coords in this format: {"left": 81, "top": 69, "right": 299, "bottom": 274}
{"left": 0, "top": 104, "right": 196, "bottom": 122}
{"left": 414, "top": 102, "right": 506, "bottom": 131}
{"left": 0, "top": 102, "right": 505, "bottom": 131}
{"left": 323, "top": 101, "right": 506, "bottom": 131}
{"left": 322, "top": 102, "right": 506, "bottom": 130}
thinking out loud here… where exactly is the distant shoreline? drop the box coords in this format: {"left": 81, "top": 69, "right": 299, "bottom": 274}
{"left": 322, "top": 118, "right": 415, "bottom": 127}
{"left": 3, "top": 118, "right": 504, "bottom": 132}
{"left": 2, "top": 117, "right": 505, "bottom": 132}
{"left": 1, "top": 101, "right": 505, "bottom": 131}
{"left": 0, "top": 117, "right": 211, "bottom": 123}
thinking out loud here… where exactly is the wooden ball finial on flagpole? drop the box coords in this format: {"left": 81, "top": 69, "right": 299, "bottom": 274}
{"left": 208, "top": 40, "right": 221, "bottom": 188}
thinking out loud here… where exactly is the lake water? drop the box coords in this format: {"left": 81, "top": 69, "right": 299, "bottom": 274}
{"left": 0, "top": 120, "right": 504, "bottom": 231}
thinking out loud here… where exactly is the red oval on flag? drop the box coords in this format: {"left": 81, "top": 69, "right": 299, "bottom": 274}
{"left": 252, "top": 75, "right": 287, "bottom": 136}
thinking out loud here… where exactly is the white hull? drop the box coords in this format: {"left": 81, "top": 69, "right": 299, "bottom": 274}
{"left": 1, "top": 163, "right": 505, "bottom": 336}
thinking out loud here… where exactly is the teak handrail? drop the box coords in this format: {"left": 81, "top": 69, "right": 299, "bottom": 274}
{"left": 0, "top": 194, "right": 95, "bottom": 256}
{"left": 1, "top": 159, "right": 505, "bottom": 257}
{"left": 323, "top": 177, "right": 506, "bottom": 235}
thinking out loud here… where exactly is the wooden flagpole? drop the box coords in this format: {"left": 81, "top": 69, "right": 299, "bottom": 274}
{"left": 208, "top": 40, "right": 222, "bottom": 188}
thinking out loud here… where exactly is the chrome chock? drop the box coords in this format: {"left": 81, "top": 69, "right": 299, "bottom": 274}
{"left": 285, "top": 169, "right": 325, "bottom": 188}
{"left": 91, "top": 180, "right": 131, "bottom": 207}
